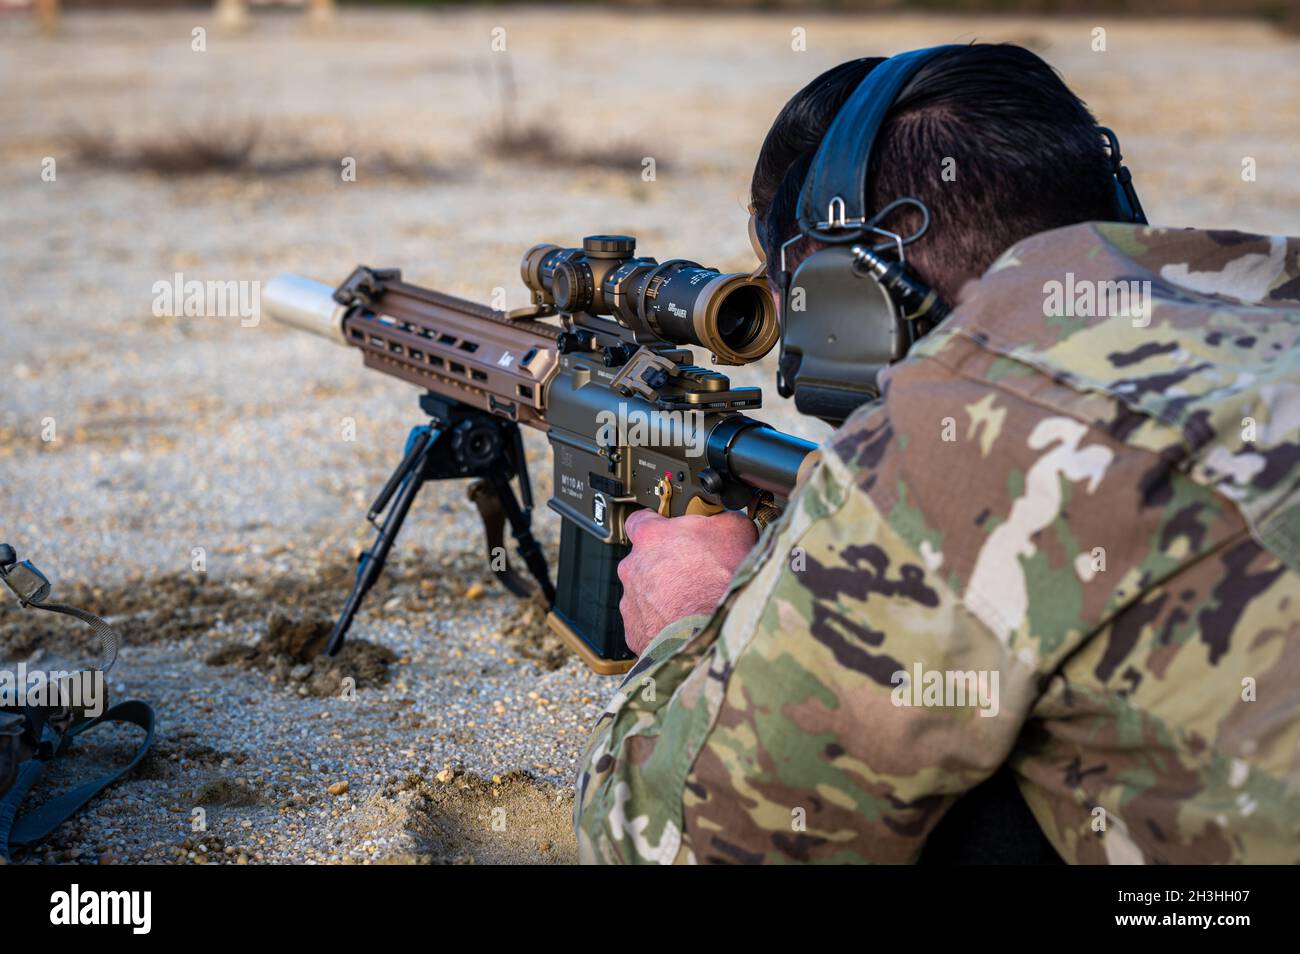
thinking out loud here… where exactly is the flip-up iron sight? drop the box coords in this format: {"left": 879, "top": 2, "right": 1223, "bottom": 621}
{"left": 520, "top": 235, "right": 779, "bottom": 366}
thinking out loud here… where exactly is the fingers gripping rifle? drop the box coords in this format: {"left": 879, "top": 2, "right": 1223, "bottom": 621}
{"left": 267, "top": 235, "right": 816, "bottom": 674}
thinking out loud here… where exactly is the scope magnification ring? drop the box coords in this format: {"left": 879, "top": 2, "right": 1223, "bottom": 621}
{"left": 636, "top": 259, "right": 705, "bottom": 342}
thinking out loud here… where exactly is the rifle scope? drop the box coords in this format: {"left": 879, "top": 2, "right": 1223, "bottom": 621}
{"left": 520, "top": 235, "right": 778, "bottom": 365}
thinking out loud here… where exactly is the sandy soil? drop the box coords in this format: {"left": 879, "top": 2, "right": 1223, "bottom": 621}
{"left": 1, "top": 7, "right": 1298, "bottom": 864}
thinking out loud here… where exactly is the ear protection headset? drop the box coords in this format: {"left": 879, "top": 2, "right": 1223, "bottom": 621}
{"left": 749, "top": 45, "right": 1147, "bottom": 426}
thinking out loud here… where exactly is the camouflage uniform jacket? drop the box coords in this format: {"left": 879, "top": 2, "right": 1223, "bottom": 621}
{"left": 574, "top": 222, "right": 1300, "bottom": 864}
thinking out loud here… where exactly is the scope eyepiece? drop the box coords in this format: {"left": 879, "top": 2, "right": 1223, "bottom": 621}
{"left": 520, "top": 235, "right": 778, "bottom": 365}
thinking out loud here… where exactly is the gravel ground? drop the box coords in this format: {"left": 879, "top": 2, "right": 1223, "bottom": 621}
{"left": 2, "top": 8, "right": 1297, "bottom": 864}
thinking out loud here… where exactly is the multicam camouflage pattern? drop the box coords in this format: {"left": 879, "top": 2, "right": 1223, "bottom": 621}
{"left": 574, "top": 222, "right": 1300, "bottom": 864}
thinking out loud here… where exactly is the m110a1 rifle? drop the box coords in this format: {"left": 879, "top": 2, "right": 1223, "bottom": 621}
{"left": 265, "top": 235, "right": 815, "bottom": 674}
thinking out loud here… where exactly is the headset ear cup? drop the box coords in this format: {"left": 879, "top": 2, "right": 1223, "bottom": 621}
{"left": 781, "top": 246, "right": 898, "bottom": 424}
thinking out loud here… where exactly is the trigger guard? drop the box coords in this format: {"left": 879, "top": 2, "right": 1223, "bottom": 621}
{"left": 685, "top": 496, "right": 725, "bottom": 517}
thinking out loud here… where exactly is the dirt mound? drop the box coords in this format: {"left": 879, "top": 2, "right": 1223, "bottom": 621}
{"left": 352, "top": 769, "right": 576, "bottom": 864}
{"left": 205, "top": 611, "right": 396, "bottom": 698}
{"left": 499, "top": 600, "right": 570, "bottom": 672}
{"left": 131, "top": 730, "right": 240, "bottom": 782}
{"left": 192, "top": 775, "right": 266, "bottom": 808}
{"left": 0, "top": 548, "right": 493, "bottom": 668}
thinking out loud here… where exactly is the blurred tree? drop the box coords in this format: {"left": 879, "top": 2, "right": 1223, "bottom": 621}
{"left": 215, "top": 0, "right": 335, "bottom": 32}
{"left": 35, "top": 0, "right": 59, "bottom": 37}
{"left": 214, "top": 0, "right": 249, "bottom": 31}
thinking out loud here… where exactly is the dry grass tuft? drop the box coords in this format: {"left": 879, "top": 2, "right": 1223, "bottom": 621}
{"left": 69, "top": 125, "right": 263, "bottom": 176}
{"left": 66, "top": 124, "right": 450, "bottom": 181}
{"left": 478, "top": 57, "right": 663, "bottom": 174}
{"left": 479, "top": 121, "right": 660, "bottom": 174}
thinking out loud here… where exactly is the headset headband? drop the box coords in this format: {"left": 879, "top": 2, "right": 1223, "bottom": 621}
{"left": 796, "top": 45, "right": 963, "bottom": 237}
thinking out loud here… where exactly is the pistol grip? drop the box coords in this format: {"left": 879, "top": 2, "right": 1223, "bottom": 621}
{"left": 685, "top": 496, "right": 725, "bottom": 517}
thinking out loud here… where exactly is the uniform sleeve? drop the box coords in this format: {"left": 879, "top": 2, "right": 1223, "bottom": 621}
{"left": 638, "top": 613, "right": 711, "bottom": 666}
{"left": 574, "top": 423, "right": 1041, "bottom": 864}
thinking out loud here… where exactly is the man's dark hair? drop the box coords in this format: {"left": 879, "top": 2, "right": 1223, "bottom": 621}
{"left": 751, "top": 44, "right": 1121, "bottom": 302}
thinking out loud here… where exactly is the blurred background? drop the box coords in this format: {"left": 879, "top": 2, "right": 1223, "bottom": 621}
{"left": 6, "top": 0, "right": 1298, "bottom": 572}
{"left": 1, "top": 1, "right": 1298, "bottom": 864}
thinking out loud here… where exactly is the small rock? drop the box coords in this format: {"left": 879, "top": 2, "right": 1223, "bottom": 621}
{"left": 327, "top": 781, "right": 349, "bottom": 797}
{"left": 464, "top": 583, "right": 485, "bottom": 600}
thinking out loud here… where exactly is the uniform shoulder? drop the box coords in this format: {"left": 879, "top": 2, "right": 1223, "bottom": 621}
{"left": 872, "top": 221, "right": 1300, "bottom": 575}
{"left": 823, "top": 221, "right": 1300, "bottom": 662}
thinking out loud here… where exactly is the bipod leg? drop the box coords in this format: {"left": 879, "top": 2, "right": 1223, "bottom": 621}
{"left": 488, "top": 471, "right": 555, "bottom": 606}
{"left": 467, "top": 479, "right": 537, "bottom": 600}
{"left": 325, "top": 426, "right": 441, "bottom": 656}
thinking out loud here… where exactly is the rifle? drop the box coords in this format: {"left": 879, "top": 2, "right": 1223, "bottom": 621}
{"left": 265, "top": 235, "right": 815, "bottom": 674}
